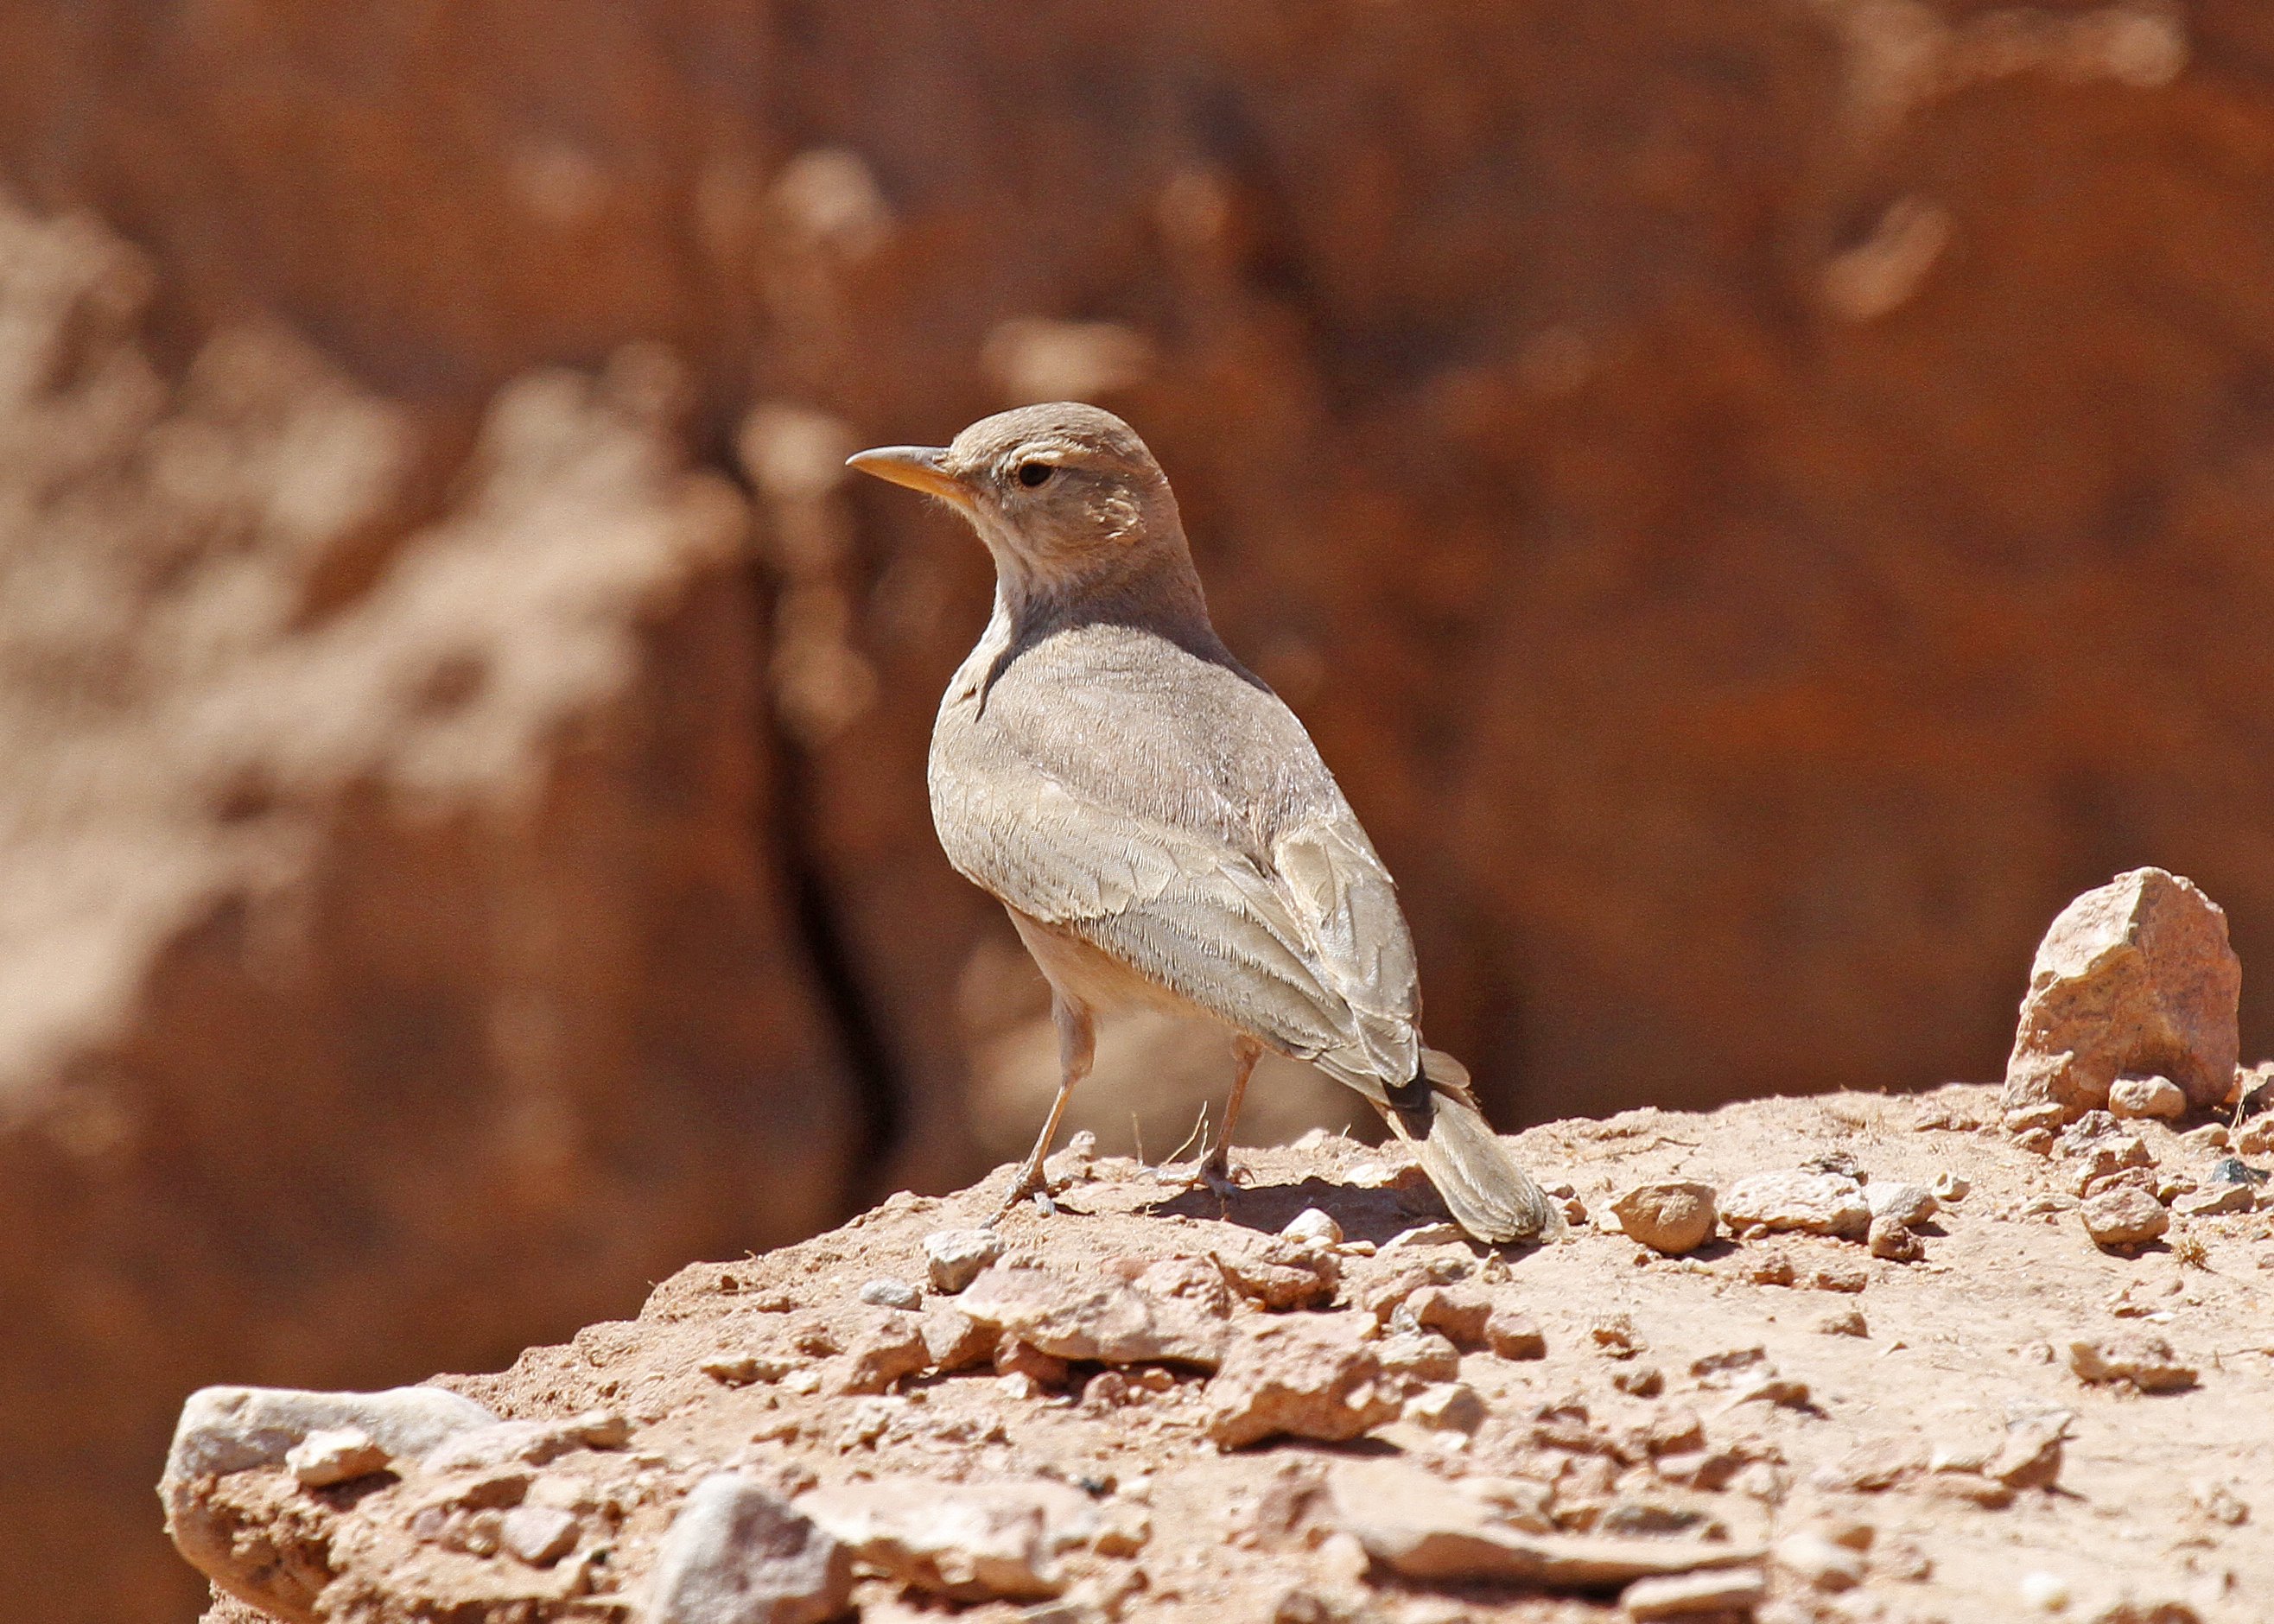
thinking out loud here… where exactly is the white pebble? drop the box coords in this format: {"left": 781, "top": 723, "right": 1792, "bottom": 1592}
{"left": 284, "top": 1427, "right": 390, "bottom": 1488}
{"left": 2019, "top": 1570, "right": 2072, "bottom": 1611}
{"left": 859, "top": 1278, "right": 922, "bottom": 1310}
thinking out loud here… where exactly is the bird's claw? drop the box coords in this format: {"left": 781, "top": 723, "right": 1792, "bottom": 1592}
{"left": 988, "top": 1167, "right": 1064, "bottom": 1225}
{"left": 1156, "top": 1154, "right": 1243, "bottom": 1198}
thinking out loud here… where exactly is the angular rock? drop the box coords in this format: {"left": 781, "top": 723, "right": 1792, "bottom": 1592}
{"left": 1621, "top": 1566, "right": 1768, "bottom": 1619}
{"left": 1720, "top": 1171, "right": 1871, "bottom": 1240}
{"left": 499, "top": 1504, "right": 581, "bottom": 1566}
{"left": 2173, "top": 1183, "right": 2254, "bottom": 1216}
{"left": 2071, "top": 1132, "right": 2154, "bottom": 1183}
{"left": 1485, "top": 1308, "right": 1548, "bottom": 1361}
{"left": 1399, "top": 1285, "right": 1493, "bottom": 1348}
{"left": 1128, "top": 1254, "right": 1235, "bottom": 1316}
{"left": 1808, "top": 1259, "right": 1871, "bottom": 1294}
{"left": 958, "top": 1264, "right": 1226, "bottom": 1367}
{"left": 162, "top": 1384, "right": 498, "bottom": 1618}
{"left": 921, "top": 1304, "right": 999, "bottom": 1372}
{"left": 835, "top": 1310, "right": 930, "bottom": 1395}
{"left": 1403, "top": 1382, "right": 1488, "bottom": 1433}
{"left": 1815, "top": 1307, "right": 1870, "bottom": 1338}
{"left": 2004, "top": 869, "right": 2241, "bottom": 1125}
{"left": 165, "top": 1384, "right": 497, "bottom": 1487}
{"left": 1774, "top": 1530, "right": 1864, "bottom": 1591}
{"left": 797, "top": 1475, "right": 1096, "bottom": 1602}
{"left": 2068, "top": 1332, "right": 2199, "bottom": 1392}
{"left": 1377, "top": 1330, "right": 1464, "bottom": 1386}
{"left": 1989, "top": 1408, "right": 2070, "bottom": 1490}
{"left": 994, "top": 1338, "right": 1072, "bottom": 1389}
{"left": 1611, "top": 1182, "right": 1719, "bottom": 1255}
{"left": 650, "top": 1474, "right": 854, "bottom": 1624}
{"left": 2080, "top": 1186, "right": 2170, "bottom": 1249}
{"left": 924, "top": 1229, "right": 1005, "bottom": 1295}
{"left": 284, "top": 1427, "right": 391, "bottom": 1488}
{"left": 1206, "top": 1323, "right": 1401, "bottom": 1449}
{"left": 2109, "top": 1074, "right": 2188, "bottom": 1120}
{"left": 1864, "top": 1182, "right": 1938, "bottom": 1228}
{"left": 1217, "top": 1239, "right": 1340, "bottom": 1310}
{"left": 1328, "top": 1461, "right": 1763, "bottom": 1587}
{"left": 858, "top": 1278, "right": 922, "bottom": 1310}
{"left": 1689, "top": 1346, "right": 1769, "bottom": 1386}
{"left": 1612, "top": 1366, "right": 1666, "bottom": 1398}
{"left": 420, "top": 1411, "right": 630, "bottom": 1472}
{"left": 1868, "top": 1215, "right": 1924, "bottom": 1260}
{"left": 1590, "top": 1314, "right": 1644, "bottom": 1357}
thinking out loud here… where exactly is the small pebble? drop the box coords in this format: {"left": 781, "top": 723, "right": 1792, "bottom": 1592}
{"left": 1610, "top": 1181, "right": 1719, "bottom": 1256}
{"left": 1280, "top": 1208, "right": 1343, "bottom": 1247}
{"left": 1815, "top": 1307, "right": 1869, "bottom": 1338}
{"left": 284, "top": 1427, "right": 390, "bottom": 1489}
{"left": 1809, "top": 1260, "right": 1870, "bottom": 1293}
{"left": 1774, "top": 1530, "right": 1864, "bottom": 1592}
{"left": 859, "top": 1278, "right": 922, "bottom": 1310}
{"left": 1865, "top": 1183, "right": 1938, "bottom": 1228}
{"left": 1402, "top": 1382, "right": 1487, "bottom": 1432}
{"left": 1590, "top": 1315, "right": 1642, "bottom": 1358}
{"left": 2080, "top": 1186, "right": 2169, "bottom": 1249}
{"left": 1745, "top": 1252, "right": 1796, "bottom": 1286}
{"left": 2108, "top": 1074, "right": 2187, "bottom": 1120}
{"left": 499, "top": 1504, "right": 580, "bottom": 1566}
{"left": 2019, "top": 1570, "right": 2072, "bottom": 1611}
{"left": 1868, "top": 1215, "right": 1924, "bottom": 1261}
{"left": 922, "top": 1228, "right": 1004, "bottom": 1295}
{"left": 1611, "top": 1366, "right": 1665, "bottom": 1397}
{"left": 1931, "top": 1170, "right": 1972, "bottom": 1202}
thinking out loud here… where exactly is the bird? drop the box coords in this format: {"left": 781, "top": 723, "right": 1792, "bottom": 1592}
{"left": 847, "top": 402, "right": 1556, "bottom": 1244}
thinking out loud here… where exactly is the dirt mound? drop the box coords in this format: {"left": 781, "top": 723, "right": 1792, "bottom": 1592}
{"left": 177, "top": 1083, "right": 2270, "bottom": 1623}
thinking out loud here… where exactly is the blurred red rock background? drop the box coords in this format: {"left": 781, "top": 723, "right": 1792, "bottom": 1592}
{"left": 3, "top": 1, "right": 2272, "bottom": 1616}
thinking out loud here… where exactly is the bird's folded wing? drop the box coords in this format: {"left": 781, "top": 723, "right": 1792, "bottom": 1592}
{"left": 935, "top": 761, "right": 1421, "bottom": 1094}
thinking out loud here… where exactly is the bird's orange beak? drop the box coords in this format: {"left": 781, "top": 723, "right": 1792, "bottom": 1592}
{"left": 846, "top": 445, "right": 972, "bottom": 510}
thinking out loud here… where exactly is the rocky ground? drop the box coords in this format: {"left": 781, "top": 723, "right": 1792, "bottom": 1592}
{"left": 173, "top": 1079, "right": 2272, "bottom": 1624}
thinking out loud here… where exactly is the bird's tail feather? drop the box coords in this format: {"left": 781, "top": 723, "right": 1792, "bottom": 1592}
{"left": 1384, "top": 1048, "right": 1559, "bottom": 1245}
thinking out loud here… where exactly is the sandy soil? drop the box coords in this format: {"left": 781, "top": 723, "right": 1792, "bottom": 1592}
{"left": 194, "top": 1082, "right": 2270, "bottom": 1624}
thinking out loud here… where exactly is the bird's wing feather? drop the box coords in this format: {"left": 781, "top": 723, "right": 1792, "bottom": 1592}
{"left": 933, "top": 725, "right": 1420, "bottom": 1097}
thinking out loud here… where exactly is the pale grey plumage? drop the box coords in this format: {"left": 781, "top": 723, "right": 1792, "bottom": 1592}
{"left": 851, "top": 402, "right": 1553, "bottom": 1242}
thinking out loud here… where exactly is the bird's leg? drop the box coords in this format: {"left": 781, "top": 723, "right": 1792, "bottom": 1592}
{"left": 1184, "top": 1034, "right": 1264, "bottom": 1191}
{"left": 991, "top": 994, "right": 1095, "bottom": 1222}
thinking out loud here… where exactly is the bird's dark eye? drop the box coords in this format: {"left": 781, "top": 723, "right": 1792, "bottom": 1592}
{"left": 1016, "top": 461, "right": 1053, "bottom": 488}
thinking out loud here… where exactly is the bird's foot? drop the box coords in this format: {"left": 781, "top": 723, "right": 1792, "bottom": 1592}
{"left": 988, "top": 1165, "right": 1064, "bottom": 1226}
{"left": 1156, "top": 1151, "right": 1244, "bottom": 1199}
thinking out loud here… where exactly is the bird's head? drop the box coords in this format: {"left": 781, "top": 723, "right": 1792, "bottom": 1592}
{"left": 848, "top": 403, "right": 1188, "bottom": 596}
